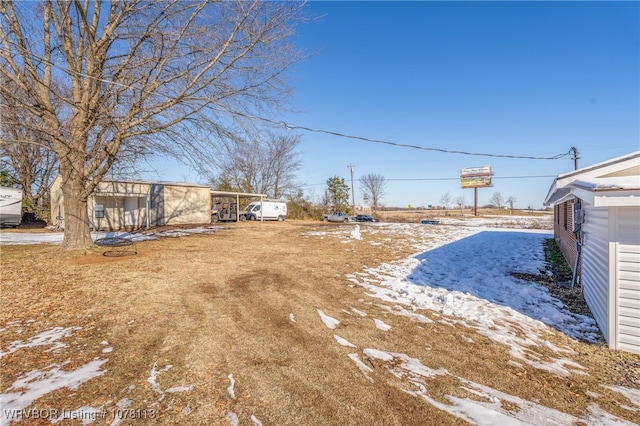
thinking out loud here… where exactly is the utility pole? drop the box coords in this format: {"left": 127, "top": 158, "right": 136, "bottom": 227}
{"left": 570, "top": 147, "right": 579, "bottom": 170}
{"left": 347, "top": 164, "right": 356, "bottom": 215}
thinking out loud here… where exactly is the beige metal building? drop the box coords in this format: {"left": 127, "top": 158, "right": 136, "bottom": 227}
{"left": 50, "top": 177, "right": 212, "bottom": 231}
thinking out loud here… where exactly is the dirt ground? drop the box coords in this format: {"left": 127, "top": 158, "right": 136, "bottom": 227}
{"left": 1, "top": 221, "right": 639, "bottom": 425}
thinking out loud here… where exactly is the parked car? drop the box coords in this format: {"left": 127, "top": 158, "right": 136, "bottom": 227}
{"left": 355, "top": 214, "right": 380, "bottom": 223}
{"left": 324, "top": 212, "right": 354, "bottom": 223}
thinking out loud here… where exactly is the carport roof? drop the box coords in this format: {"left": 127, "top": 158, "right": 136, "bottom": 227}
{"left": 94, "top": 178, "right": 211, "bottom": 188}
{"left": 210, "top": 190, "right": 267, "bottom": 199}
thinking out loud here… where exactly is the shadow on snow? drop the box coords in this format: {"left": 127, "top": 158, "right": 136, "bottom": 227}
{"left": 405, "top": 230, "right": 600, "bottom": 342}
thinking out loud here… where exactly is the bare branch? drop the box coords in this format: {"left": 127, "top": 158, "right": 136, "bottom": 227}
{"left": 359, "top": 173, "right": 386, "bottom": 212}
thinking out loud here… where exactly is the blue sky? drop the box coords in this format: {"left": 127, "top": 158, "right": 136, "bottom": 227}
{"left": 152, "top": 1, "right": 639, "bottom": 209}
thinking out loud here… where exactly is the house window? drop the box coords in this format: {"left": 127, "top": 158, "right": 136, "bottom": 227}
{"left": 563, "top": 203, "right": 568, "bottom": 230}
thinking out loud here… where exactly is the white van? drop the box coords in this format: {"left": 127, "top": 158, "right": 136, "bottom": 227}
{"left": 241, "top": 200, "right": 287, "bottom": 222}
{"left": 0, "top": 186, "right": 23, "bottom": 227}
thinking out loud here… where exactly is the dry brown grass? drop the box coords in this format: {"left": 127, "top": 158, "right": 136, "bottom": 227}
{"left": 1, "top": 221, "right": 639, "bottom": 425}
{"left": 376, "top": 208, "right": 549, "bottom": 223}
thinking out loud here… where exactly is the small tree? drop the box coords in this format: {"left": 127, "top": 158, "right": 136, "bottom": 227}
{"left": 359, "top": 173, "right": 386, "bottom": 212}
{"left": 506, "top": 196, "right": 517, "bottom": 215}
{"left": 440, "top": 191, "right": 453, "bottom": 213}
{"left": 286, "top": 189, "right": 323, "bottom": 220}
{"left": 455, "top": 195, "right": 465, "bottom": 215}
{"left": 326, "top": 176, "right": 350, "bottom": 213}
{"left": 0, "top": 170, "right": 15, "bottom": 187}
{"left": 490, "top": 192, "right": 504, "bottom": 210}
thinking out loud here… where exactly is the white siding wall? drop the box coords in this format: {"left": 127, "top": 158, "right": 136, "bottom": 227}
{"left": 582, "top": 206, "right": 610, "bottom": 342}
{"left": 615, "top": 207, "right": 640, "bottom": 354}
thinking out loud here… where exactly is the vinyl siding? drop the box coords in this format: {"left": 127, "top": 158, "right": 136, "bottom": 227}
{"left": 616, "top": 207, "right": 640, "bottom": 354}
{"left": 581, "top": 206, "right": 610, "bottom": 343}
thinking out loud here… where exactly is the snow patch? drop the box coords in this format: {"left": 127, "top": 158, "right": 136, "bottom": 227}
{"left": 227, "top": 373, "right": 236, "bottom": 399}
{"left": 373, "top": 318, "right": 391, "bottom": 331}
{"left": 317, "top": 309, "right": 340, "bottom": 330}
{"left": 0, "top": 326, "right": 82, "bottom": 358}
{"left": 146, "top": 362, "right": 192, "bottom": 405}
{"left": 351, "top": 307, "right": 367, "bottom": 317}
{"left": 226, "top": 411, "right": 239, "bottom": 426}
{"left": 347, "top": 353, "right": 374, "bottom": 382}
{"left": 148, "top": 362, "right": 172, "bottom": 395}
{"left": 0, "top": 358, "right": 108, "bottom": 426}
{"left": 333, "top": 335, "right": 357, "bottom": 347}
{"left": 0, "top": 226, "right": 225, "bottom": 246}
{"left": 603, "top": 385, "right": 640, "bottom": 410}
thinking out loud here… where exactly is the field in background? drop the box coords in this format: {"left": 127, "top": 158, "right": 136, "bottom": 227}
{"left": 376, "top": 208, "right": 552, "bottom": 225}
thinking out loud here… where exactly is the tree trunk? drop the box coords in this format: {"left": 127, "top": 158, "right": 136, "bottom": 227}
{"left": 60, "top": 177, "right": 94, "bottom": 250}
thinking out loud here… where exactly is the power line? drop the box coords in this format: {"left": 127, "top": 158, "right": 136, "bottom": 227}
{"left": 300, "top": 174, "right": 556, "bottom": 187}
{"left": 493, "top": 175, "right": 556, "bottom": 179}
{"left": 225, "top": 108, "right": 574, "bottom": 161}
{"left": 1, "top": 43, "right": 575, "bottom": 162}
{"left": 389, "top": 175, "right": 556, "bottom": 181}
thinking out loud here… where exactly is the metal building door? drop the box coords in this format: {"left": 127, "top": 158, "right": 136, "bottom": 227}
{"left": 124, "top": 197, "right": 138, "bottom": 227}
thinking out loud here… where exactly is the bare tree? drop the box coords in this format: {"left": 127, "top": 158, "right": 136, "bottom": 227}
{"left": 359, "top": 173, "right": 386, "bottom": 212}
{"left": 0, "top": 1, "right": 306, "bottom": 248}
{"left": 455, "top": 195, "right": 465, "bottom": 215}
{"left": 1, "top": 82, "right": 57, "bottom": 218}
{"left": 440, "top": 191, "right": 453, "bottom": 213}
{"left": 212, "top": 132, "right": 302, "bottom": 198}
{"left": 506, "top": 195, "right": 517, "bottom": 215}
{"left": 489, "top": 192, "right": 504, "bottom": 209}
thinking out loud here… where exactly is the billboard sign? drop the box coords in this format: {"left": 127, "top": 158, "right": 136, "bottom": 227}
{"left": 461, "top": 176, "right": 492, "bottom": 188}
{"left": 460, "top": 166, "right": 492, "bottom": 177}
{"left": 460, "top": 166, "right": 492, "bottom": 188}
